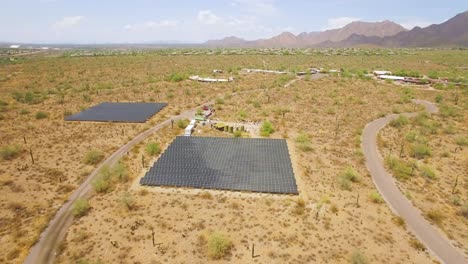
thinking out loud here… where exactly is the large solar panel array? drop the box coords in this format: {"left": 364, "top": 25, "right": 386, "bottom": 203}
{"left": 65, "top": 102, "right": 167, "bottom": 123}
{"left": 140, "top": 136, "right": 298, "bottom": 194}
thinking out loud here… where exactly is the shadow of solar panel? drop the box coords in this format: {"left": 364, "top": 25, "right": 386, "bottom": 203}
{"left": 65, "top": 102, "right": 167, "bottom": 123}
{"left": 140, "top": 136, "right": 298, "bottom": 194}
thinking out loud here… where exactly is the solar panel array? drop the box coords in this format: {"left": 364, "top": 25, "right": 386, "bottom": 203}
{"left": 65, "top": 102, "right": 167, "bottom": 123}
{"left": 140, "top": 136, "right": 298, "bottom": 194}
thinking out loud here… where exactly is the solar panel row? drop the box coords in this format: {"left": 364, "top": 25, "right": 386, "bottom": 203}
{"left": 140, "top": 136, "right": 298, "bottom": 194}
{"left": 65, "top": 102, "right": 167, "bottom": 123}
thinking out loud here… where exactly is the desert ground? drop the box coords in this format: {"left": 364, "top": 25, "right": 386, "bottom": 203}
{"left": 0, "top": 49, "right": 466, "bottom": 263}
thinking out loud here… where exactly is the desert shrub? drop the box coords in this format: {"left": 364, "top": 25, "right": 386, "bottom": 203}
{"left": 385, "top": 156, "right": 414, "bottom": 180}
{"left": 455, "top": 137, "right": 468, "bottom": 146}
{"left": 390, "top": 115, "right": 408, "bottom": 128}
{"left": 460, "top": 203, "right": 468, "bottom": 218}
{"left": 205, "top": 232, "right": 232, "bottom": 259}
{"left": 233, "top": 130, "right": 242, "bottom": 138}
{"left": 419, "top": 165, "right": 436, "bottom": 180}
{"left": 72, "top": 198, "right": 90, "bottom": 217}
{"left": 113, "top": 163, "right": 129, "bottom": 182}
{"left": 0, "top": 145, "right": 22, "bottom": 160}
{"left": 370, "top": 191, "right": 384, "bottom": 203}
{"left": 260, "top": 120, "right": 274, "bottom": 137}
{"left": 199, "top": 191, "right": 212, "bottom": 199}
{"left": 293, "top": 198, "right": 306, "bottom": 215}
{"left": 177, "top": 119, "right": 189, "bottom": 129}
{"left": 393, "top": 216, "right": 406, "bottom": 228}
{"left": 0, "top": 114, "right": 4, "bottom": 120}
{"left": 83, "top": 150, "right": 104, "bottom": 165}
{"left": 20, "top": 109, "right": 30, "bottom": 115}
{"left": 452, "top": 196, "right": 462, "bottom": 206}
{"left": 238, "top": 109, "right": 248, "bottom": 119}
{"left": 146, "top": 142, "right": 161, "bottom": 156}
{"left": 215, "top": 98, "right": 224, "bottom": 104}
{"left": 409, "top": 144, "right": 431, "bottom": 159}
{"left": 295, "top": 132, "right": 312, "bottom": 151}
{"left": 6, "top": 248, "right": 21, "bottom": 260}
{"left": 394, "top": 70, "right": 421, "bottom": 78}
{"left": 439, "top": 104, "right": 458, "bottom": 117}
{"left": 337, "top": 167, "right": 360, "bottom": 191}
{"left": 35, "top": 111, "right": 48, "bottom": 119}
{"left": 166, "top": 72, "right": 186, "bottom": 82}
{"left": 120, "top": 192, "right": 136, "bottom": 210}
{"left": 350, "top": 250, "right": 368, "bottom": 264}
{"left": 12, "top": 91, "right": 45, "bottom": 104}
{"left": 426, "top": 210, "right": 444, "bottom": 225}
{"left": 91, "top": 174, "right": 111, "bottom": 193}
{"left": 409, "top": 238, "right": 425, "bottom": 251}
{"left": 435, "top": 94, "right": 443, "bottom": 103}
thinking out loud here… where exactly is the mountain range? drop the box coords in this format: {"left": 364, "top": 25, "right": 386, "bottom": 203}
{"left": 205, "top": 11, "right": 468, "bottom": 48}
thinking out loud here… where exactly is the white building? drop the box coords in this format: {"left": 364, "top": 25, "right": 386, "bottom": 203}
{"left": 9, "top": 45, "right": 20, "bottom": 49}
{"left": 378, "top": 75, "right": 405, "bottom": 81}
{"left": 373, "top": 70, "right": 392, "bottom": 76}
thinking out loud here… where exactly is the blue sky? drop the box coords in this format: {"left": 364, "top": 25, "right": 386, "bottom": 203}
{"left": 1, "top": 0, "right": 466, "bottom": 43}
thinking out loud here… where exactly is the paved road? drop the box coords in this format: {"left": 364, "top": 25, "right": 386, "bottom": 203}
{"left": 362, "top": 99, "right": 467, "bottom": 264}
{"left": 24, "top": 74, "right": 315, "bottom": 264}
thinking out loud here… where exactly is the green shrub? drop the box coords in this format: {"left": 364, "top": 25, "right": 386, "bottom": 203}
{"left": 12, "top": 91, "right": 45, "bottom": 104}
{"left": 337, "top": 167, "right": 360, "bottom": 191}
{"left": 233, "top": 130, "right": 242, "bottom": 138}
{"left": 35, "top": 111, "right": 48, "bottom": 119}
{"left": 435, "top": 94, "right": 443, "bottom": 103}
{"left": 166, "top": 72, "right": 186, "bottom": 82}
{"left": 146, "top": 142, "right": 161, "bottom": 156}
{"left": 91, "top": 174, "right": 111, "bottom": 193}
{"left": 385, "top": 156, "right": 414, "bottom": 180}
{"left": 205, "top": 232, "right": 232, "bottom": 259}
{"left": 455, "top": 137, "right": 468, "bottom": 146}
{"left": 351, "top": 250, "right": 369, "bottom": 264}
{"left": 112, "top": 163, "right": 129, "bottom": 182}
{"left": 295, "top": 133, "right": 312, "bottom": 152}
{"left": 260, "top": 120, "right": 274, "bottom": 137}
{"left": 409, "top": 238, "right": 425, "bottom": 251}
{"left": 370, "top": 191, "right": 384, "bottom": 203}
{"left": 83, "top": 150, "right": 104, "bottom": 165}
{"left": 72, "top": 198, "right": 90, "bottom": 217}
{"left": 419, "top": 165, "right": 436, "bottom": 180}
{"left": 0, "top": 145, "right": 22, "bottom": 160}
{"left": 177, "top": 119, "right": 189, "bottom": 129}
{"left": 390, "top": 115, "right": 409, "bottom": 128}
{"left": 439, "top": 104, "right": 458, "bottom": 117}
{"left": 409, "top": 144, "right": 431, "bottom": 159}
{"left": 215, "top": 98, "right": 224, "bottom": 104}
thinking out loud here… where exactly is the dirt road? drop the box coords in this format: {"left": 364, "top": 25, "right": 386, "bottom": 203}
{"left": 362, "top": 99, "right": 467, "bottom": 264}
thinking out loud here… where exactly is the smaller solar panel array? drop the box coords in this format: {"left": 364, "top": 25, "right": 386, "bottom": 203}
{"left": 65, "top": 102, "right": 167, "bottom": 123}
{"left": 140, "top": 136, "right": 298, "bottom": 194}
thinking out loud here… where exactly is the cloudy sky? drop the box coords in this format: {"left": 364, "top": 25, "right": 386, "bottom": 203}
{"left": 1, "top": 0, "right": 466, "bottom": 43}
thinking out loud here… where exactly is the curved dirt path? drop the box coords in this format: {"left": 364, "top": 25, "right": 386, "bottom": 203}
{"left": 362, "top": 99, "right": 467, "bottom": 264}
{"left": 25, "top": 74, "right": 314, "bottom": 264}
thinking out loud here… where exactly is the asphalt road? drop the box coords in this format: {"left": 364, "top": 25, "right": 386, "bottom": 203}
{"left": 362, "top": 99, "right": 467, "bottom": 264}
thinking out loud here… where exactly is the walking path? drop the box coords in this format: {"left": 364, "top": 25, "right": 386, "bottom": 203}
{"left": 362, "top": 99, "right": 467, "bottom": 264}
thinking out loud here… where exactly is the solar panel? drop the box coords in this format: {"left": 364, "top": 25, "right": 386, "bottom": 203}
{"left": 65, "top": 102, "right": 167, "bottom": 123}
{"left": 140, "top": 136, "right": 298, "bottom": 194}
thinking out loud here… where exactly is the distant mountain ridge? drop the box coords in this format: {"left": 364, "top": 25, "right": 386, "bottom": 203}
{"left": 205, "top": 11, "right": 468, "bottom": 48}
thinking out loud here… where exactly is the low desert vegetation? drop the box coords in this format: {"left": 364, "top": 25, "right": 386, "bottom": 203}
{"left": 337, "top": 167, "right": 360, "bottom": 191}
{"left": 145, "top": 142, "right": 161, "bottom": 156}
{"left": 260, "top": 120, "right": 274, "bottom": 137}
{"left": 83, "top": 150, "right": 105, "bottom": 165}
{"left": 202, "top": 231, "right": 233, "bottom": 259}
{"left": 350, "top": 250, "right": 369, "bottom": 264}
{"left": 72, "top": 198, "right": 90, "bottom": 217}
{"left": 0, "top": 144, "right": 22, "bottom": 160}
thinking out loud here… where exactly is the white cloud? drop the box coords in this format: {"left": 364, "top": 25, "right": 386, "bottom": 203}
{"left": 124, "top": 20, "right": 178, "bottom": 30}
{"left": 197, "top": 10, "right": 221, "bottom": 25}
{"left": 52, "top": 16, "right": 85, "bottom": 31}
{"left": 322, "top": 17, "right": 361, "bottom": 30}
